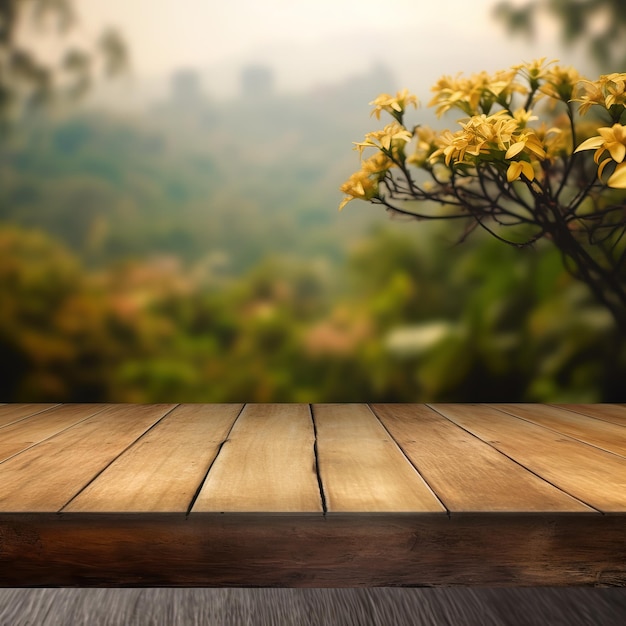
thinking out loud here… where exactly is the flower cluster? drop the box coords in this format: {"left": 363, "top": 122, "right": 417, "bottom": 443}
{"left": 369, "top": 89, "right": 419, "bottom": 122}
{"left": 575, "top": 124, "right": 626, "bottom": 188}
{"left": 538, "top": 66, "right": 582, "bottom": 102}
{"left": 338, "top": 171, "right": 379, "bottom": 211}
{"left": 429, "top": 67, "right": 524, "bottom": 118}
{"left": 430, "top": 110, "right": 546, "bottom": 182}
{"left": 339, "top": 60, "right": 626, "bottom": 212}
{"left": 338, "top": 153, "right": 395, "bottom": 210}
{"left": 574, "top": 73, "right": 626, "bottom": 118}
{"left": 354, "top": 122, "right": 413, "bottom": 156}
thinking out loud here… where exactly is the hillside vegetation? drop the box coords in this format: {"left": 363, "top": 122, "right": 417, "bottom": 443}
{"left": 1, "top": 69, "right": 623, "bottom": 402}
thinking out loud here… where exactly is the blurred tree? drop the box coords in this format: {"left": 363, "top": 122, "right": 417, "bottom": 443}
{"left": 0, "top": 1, "right": 129, "bottom": 401}
{"left": 0, "top": 225, "right": 118, "bottom": 400}
{"left": 0, "top": 0, "right": 128, "bottom": 126}
{"left": 343, "top": 226, "right": 623, "bottom": 402}
{"left": 493, "top": 0, "right": 626, "bottom": 70}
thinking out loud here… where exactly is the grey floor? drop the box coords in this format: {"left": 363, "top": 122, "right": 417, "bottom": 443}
{"left": 1, "top": 588, "right": 625, "bottom": 625}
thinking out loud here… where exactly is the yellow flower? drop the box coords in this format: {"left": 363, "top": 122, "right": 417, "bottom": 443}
{"left": 429, "top": 67, "right": 525, "bottom": 117}
{"left": 505, "top": 130, "right": 546, "bottom": 160}
{"left": 369, "top": 89, "right": 419, "bottom": 120}
{"left": 575, "top": 124, "right": 626, "bottom": 188}
{"left": 574, "top": 80, "right": 605, "bottom": 116}
{"left": 574, "top": 73, "right": 626, "bottom": 115}
{"left": 539, "top": 65, "right": 582, "bottom": 102}
{"left": 598, "top": 124, "right": 626, "bottom": 162}
{"left": 430, "top": 110, "right": 545, "bottom": 171}
{"left": 602, "top": 73, "right": 626, "bottom": 108}
{"left": 576, "top": 124, "right": 626, "bottom": 163}
{"left": 354, "top": 122, "right": 413, "bottom": 155}
{"left": 513, "top": 58, "right": 557, "bottom": 83}
{"left": 512, "top": 108, "right": 538, "bottom": 127}
{"left": 338, "top": 169, "right": 380, "bottom": 210}
{"left": 406, "top": 125, "right": 438, "bottom": 167}
{"left": 535, "top": 119, "right": 568, "bottom": 160}
{"left": 607, "top": 163, "right": 626, "bottom": 188}
{"left": 506, "top": 160, "right": 535, "bottom": 182}
{"left": 360, "top": 152, "right": 395, "bottom": 177}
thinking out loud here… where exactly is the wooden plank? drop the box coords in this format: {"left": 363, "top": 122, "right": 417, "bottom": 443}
{"left": 0, "top": 404, "right": 59, "bottom": 429}
{"left": 554, "top": 404, "right": 626, "bottom": 428}
{"left": 65, "top": 404, "right": 243, "bottom": 513}
{"left": 492, "top": 404, "right": 626, "bottom": 458}
{"left": 2, "top": 513, "right": 625, "bottom": 586}
{"left": 0, "top": 404, "right": 176, "bottom": 512}
{"left": 0, "top": 403, "right": 625, "bottom": 587}
{"left": 313, "top": 404, "right": 445, "bottom": 513}
{"left": 371, "top": 404, "right": 591, "bottom": 513}
{"left": 430, "top": 404, "right": 626, "bottom": 513}
{"left": 0, "top": 405, "right": 107, "bottom": 463}
{"left": 192, "top": 404, "right": 321, "bottom": 512}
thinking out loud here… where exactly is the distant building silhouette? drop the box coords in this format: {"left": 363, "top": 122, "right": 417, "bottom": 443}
{"left": 170, "top": 69, "right": 205, "bottom": 106}
{"left": 240, "top": 65, "right": 274, "bottom": 99}
{"left": 152, "top": 67, "right": 216, "bottom": 124}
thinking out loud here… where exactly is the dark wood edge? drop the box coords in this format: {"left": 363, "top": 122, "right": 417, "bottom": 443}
{"left": 1, "top": 513, "right": 625, "bottom": 587}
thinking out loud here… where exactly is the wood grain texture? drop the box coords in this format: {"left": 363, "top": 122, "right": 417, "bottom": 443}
{"left": 313, "top": 404, "right": 445, "bottom": 513}
{"left": 191, "top": 404, "right": 322, "bottom": 512}
{"left": 554, "top": 404, "right": 626, "bottom": 428}
{"left": 371, "top": 404, "right": 591, "bottom": 513}
{"left": 0, "top": 404, "right": 107, "bottom": 463}
{"left": 65, "top": 404, "right": 243, "bottom": 513}
{"left": 1, "top": 403, "right": 625, "bottom": 587}
{"left": 1, "top": 513, "right": 624, "bottom": 587}
{"left": 0, "top": 404, "right": 59, "bottom": 429}
{"left": 491, "top": 404, "right": 626, "bottom": 458}
{"left": 430, "top": 404, "right": 626, "bottom": 513}
{"left": 0, "top": 404, "right": 176, "bottom": 512}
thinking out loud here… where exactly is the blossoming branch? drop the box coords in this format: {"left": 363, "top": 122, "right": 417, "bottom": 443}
{"left": 340, "top": 59, "right": 626, "bottom": 330}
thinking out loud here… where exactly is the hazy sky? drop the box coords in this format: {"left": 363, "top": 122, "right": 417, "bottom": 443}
{"left": 67, "top": 0, "right": 573, "bottom": 97}
{"left": 78, "top": 0, "right": 499, "bottom": 69}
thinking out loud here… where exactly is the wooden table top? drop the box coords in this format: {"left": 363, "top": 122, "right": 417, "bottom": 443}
{"left": 1, "top": 402, "right": 625, "bottom": 515}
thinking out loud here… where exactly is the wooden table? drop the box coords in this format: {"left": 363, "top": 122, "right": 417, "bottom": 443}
{"left": 0, "top": 403, "right": 625, "bottom": 587}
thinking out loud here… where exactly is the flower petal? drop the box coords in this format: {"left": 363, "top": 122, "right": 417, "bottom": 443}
{"left": 505, "top": 141, "right": 526, "bottom": 159}
{"left": 338, "top": 196, "right": 352, "bottom": 211}
{"left": 597, "top": 157, "right": 613, "bottom": 180}
{"left": 607, "top": 162, "right": 626, "bottom": 188}
{"left": 524, "top": 137, "right": 547, "bottom": 158}
{"left": 607, "top": 142, "right": 626, "bottom": 163}
{"left": 521, "top": 161, "right": 535, "bottom": 180}
{"left": 574, "top": 136, "right": 605, "bottom": 152}
{"left": 507, "top": 161, "right": 523, "bottom": 182}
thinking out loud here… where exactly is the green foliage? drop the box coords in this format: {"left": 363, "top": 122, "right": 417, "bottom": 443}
{"left": 1, "top": 65, "right": 624, "bottom": 402}
{"left": 0, "top": 87, "right": 382, "bottom": 271}
{"left": 2, "top": 215, "right": 624, "bottom": 402}
{"left": 0, "top": 224, "right": 121, "bottom": 400}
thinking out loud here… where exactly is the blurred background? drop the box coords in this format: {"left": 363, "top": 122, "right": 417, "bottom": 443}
{"left": 1, "top": 0, "right": 625, "bottom": 403}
